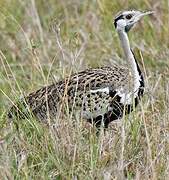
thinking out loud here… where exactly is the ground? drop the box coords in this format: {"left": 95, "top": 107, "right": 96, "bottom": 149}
{"left": 0, "top": 0, "right": 169, "bottom": 179}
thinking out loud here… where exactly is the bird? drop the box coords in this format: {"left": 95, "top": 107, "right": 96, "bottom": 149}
{"left": 8, "top": 10, "right": 153, "bottom": 129}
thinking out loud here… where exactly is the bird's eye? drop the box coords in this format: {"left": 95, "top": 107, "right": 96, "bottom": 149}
{"left": 126, "top": 14, "right": 133, "bottom": 19}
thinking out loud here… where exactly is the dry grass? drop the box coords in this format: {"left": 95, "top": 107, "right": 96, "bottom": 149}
{"left": 0, "top": 0, "right": 169, "bottom": 179}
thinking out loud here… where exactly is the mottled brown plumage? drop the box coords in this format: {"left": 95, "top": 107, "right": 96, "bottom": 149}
{"left": 8, "top": 66, "right": 134, "bottom": 126}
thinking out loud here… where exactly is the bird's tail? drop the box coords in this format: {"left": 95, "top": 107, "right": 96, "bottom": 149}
{"left": 7, "top": 98, "right": 32, "bottom": 121}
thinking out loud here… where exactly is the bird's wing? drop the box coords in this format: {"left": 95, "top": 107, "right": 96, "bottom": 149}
{"left": 8, "top": 66, "right": 131, "bottom": 120}
{"left": 68, "top": 66, "right": 130, "bottom": 91}
{"left": 26, "top": 66, "right": 131, "bottom": 107}
{"left": 63, "top": 66, "right": 132, "bottom": 119}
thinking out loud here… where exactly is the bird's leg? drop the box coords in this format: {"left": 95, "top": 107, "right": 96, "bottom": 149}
{"left": 92, "top": 115, "right": 109, "bottom": 136}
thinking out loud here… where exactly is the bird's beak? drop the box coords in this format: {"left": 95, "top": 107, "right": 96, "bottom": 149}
{"left": 141, "top": 11, "right": 154, "bottom": 16}
{"left": 134, "top": 11, "right": 154, "bottom": 23}
{"left": 138, "top": 11, "right": 154, "bottom": 19}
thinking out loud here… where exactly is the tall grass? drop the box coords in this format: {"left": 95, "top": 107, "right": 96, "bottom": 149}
{"left": 0, "top": 0, "right": 169, "bottom": 179}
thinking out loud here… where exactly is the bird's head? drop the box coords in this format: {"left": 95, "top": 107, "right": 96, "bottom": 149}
{"left": 114, "top": 10, "right": 153, "bottom": 32}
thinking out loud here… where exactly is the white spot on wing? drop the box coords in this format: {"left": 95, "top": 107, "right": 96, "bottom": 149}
{"left": 116, "top": 76, "right": 141, "bottom": 105}
{"left": 116, "top": 89, "right": 133, "bottom": 104}
{"left": 90, "top": 87, "right": 109, "bottom": 94}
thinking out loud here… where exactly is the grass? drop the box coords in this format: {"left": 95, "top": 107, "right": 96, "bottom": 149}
{"left": 0, "top": 0, "right": 169, "bottom": 179}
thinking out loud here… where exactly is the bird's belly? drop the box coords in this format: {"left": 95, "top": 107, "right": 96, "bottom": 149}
{"left": 79, "top": 97, "right": 111, "bottom": 119}
{"left": 80, "top": 95, "right": 137, "bottom": 121}
{"left": 81, "top": 104, "right": 110, "bottom": 119}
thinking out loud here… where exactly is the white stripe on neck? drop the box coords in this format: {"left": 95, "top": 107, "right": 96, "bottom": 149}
{"left": 117, "top": 30, "right": 141, "bottom": 94}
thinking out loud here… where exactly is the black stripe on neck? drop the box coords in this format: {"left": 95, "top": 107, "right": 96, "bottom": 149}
{"left": 131, "top": 49, "right": 144, "bottom": 97}
{"left": 114, "top": 15, "right": 124, "bottom": 28}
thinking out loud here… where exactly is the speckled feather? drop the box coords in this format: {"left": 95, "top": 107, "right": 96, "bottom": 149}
{"left": 8, "top": 64, "right": 143, "bottom": 127}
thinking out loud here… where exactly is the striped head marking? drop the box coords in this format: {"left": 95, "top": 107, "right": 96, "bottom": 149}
{"left": 114, "top": 10, "right": 154, "bottom": 32}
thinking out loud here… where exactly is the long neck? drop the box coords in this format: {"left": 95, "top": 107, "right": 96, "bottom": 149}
{"left": 117, "top": 30, "right": 141, "bottom": 86}
{"left": 117, "top": 30, "right": 139, "bottom": 77}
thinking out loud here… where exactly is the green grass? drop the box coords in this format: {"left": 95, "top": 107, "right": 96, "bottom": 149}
{"left": 1, "top": 0, "right": 169, "bottom": 179}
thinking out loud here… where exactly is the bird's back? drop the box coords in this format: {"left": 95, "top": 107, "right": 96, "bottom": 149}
{"left": 8, "top": 65, "right": 141, "bottom": 126}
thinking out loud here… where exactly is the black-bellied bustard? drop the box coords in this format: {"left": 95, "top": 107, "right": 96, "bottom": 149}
{"left": 8, "top": 10, "right": 153, "bottom": 128}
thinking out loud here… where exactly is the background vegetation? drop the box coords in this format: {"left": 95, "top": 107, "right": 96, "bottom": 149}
{"left": 0, "top": 0, "right": 169, "bottom": 179}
